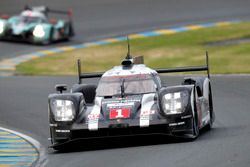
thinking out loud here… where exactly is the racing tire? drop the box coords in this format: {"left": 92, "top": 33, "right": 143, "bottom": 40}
{"left": 63, "top": 22, "right": 73, "bottom": 40}
{"left": 27, "top": 31, "right": 35, "bottom": 44}
{"left": 192, "top": 112, "right": 199, "bottom": 139}
{"left": 63, "top": 25, "right": 70, "bottom": 41}
{"left": 178, "top": 88, "right": 199, "bottom": 141}
{"left": 38, "top": 27, "right": 54, "bottom": 45}
{"left": 68, "top": 22, "right": 75, "bottom": 37}
{"left": 191, "top": 88, "right": 199, "bottom": 139}
{"left": 204, "top": 84, "right": 214, "bottom": 130}
{"left": 42, "top": 27, "right": 54, "bottom": 45}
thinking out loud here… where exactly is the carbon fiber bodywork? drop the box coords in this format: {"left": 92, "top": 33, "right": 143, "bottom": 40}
{"left": 48, "top": 55, "right": 214, "bottom": 149}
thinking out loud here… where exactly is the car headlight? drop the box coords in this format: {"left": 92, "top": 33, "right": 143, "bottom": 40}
{"left": 33, "top": 25, "right": 45, "bottom": 38}
{"left": 162, "top": 91, "right": 188, "bottom": 115}
{"left": 51, "top": 100, "right": 75, "bottom": 121}
{"left": 0, "top": 21, "right": 5, "bottom": 34}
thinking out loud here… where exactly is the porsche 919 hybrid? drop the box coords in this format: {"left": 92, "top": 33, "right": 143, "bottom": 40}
{"left": 48, "top": 52, "right": 214, "bottom": 149}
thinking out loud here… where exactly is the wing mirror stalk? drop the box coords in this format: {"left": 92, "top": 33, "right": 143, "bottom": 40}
{"left": 55, "top": 84, "right": 67, "bottom": 94}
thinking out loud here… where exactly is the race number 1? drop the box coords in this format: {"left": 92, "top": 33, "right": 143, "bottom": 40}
{"left": 110, "top": 108, "right": 130, "bottom": 119}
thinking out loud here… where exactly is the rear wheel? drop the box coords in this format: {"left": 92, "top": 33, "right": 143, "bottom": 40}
{"left": 64, "top": 24, "right": 70, "bottom": 40}
{"left": 68, "top": 22, "right": 74, "bottom": 37}
{"left": 63, "top": 22, "right": 74, "bottom": 40}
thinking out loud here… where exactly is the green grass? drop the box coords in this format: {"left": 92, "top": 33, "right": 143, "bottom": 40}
{"left": 16, "top": 22, "right": 250, "bottom": 75}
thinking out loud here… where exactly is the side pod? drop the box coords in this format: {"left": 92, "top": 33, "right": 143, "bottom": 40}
{"left": 159, "top": 85, "right": 198, "bottom": 137}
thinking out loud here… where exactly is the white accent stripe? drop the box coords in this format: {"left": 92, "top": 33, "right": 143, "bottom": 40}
{"left": 140, "top": 94, "right": 155, "bottom": 127}
{"left": 88, "top": 97, "right": 102, "bottom": 131}
{"left": 202, "top": 78, "right": 210, "bottom": 127}
{"left": 190, "top": 87, "right": 195, "bottom": 117}
{"left": 203, "top": 78, "right": 209, "bottom": 100}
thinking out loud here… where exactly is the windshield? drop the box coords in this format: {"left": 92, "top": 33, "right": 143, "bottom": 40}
{"left": 96, "top": 74, "right": 156, "bottom": 96}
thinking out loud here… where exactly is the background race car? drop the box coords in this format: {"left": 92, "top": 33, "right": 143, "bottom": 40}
{"left": 0, "top": 6, "right": 74, "bottom": 44}
{"left": 48, "top": 47, "right": 215, "bottom": 150}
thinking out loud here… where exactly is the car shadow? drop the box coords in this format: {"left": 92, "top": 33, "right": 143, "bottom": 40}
{"left": 0, "top": 38, "right": 71, "bottom": 47}
{"left": 49, "top": 135, "right": 177, "bottom": 154}
{"left": 50, "top": 128, "right": 212, "bottom": 154}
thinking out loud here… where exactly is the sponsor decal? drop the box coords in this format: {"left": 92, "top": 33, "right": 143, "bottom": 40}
{"left": 169, "top": 121, "right": 185, "bottom": 127}
{"left": 49, "top": 124, "right": 58, "bottom": 127}
{"left": 181, "top": 115, "right": 192, "bottom": 119}
{"left": 88, "top": 97, "right": 102, "bottom": 131}
{"left": 55, "top": 130, "right": 70, "bottom": 133}
{"left": 103, "top": 99, "right": 141, "bottom": 104}
{"left": 141, "top": 110, "right": 156, "bottom": 115}
{"left": 107, "top": 102, "right": 134, "bottom": 107}
{"left": 140, "top": 94, "right": 155, "bottom": 127}
{"left": 87, "top": 113, "right": 100, "bottom": 120}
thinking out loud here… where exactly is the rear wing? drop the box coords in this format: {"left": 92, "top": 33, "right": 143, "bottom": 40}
{"left": 77, "top": 52, "right": 210, "bottom": 84}
{"left": 156, "top": 51, "right": 210, "bottom": 77}
{"left": 0, "top": 14, "right": 10, "bottom": 20}
{"left": 48, "top": 9, "right": 73, "bottom": 18}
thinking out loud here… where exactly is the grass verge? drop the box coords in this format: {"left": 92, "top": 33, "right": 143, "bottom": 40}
{"left": 16, "top": 22, "right": 250, "bottom": 75}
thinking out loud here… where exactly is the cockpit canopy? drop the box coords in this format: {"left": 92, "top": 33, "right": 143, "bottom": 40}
{"left": 96, "top": 73, "right": 157, "bottom": 97}
{"left": 19, "top": 10, "right": 46, "bottom": 24}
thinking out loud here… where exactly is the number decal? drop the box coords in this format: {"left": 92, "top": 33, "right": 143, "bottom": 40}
{"left": 110, "top": 108, "right": 130, "bottom": 119}
{"left": 115, "top": 109, "right": 123, "bottom": 118}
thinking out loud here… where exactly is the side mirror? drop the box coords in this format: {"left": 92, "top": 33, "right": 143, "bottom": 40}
{"left": 55, "top": 84, "right": 67, "bottom": 93}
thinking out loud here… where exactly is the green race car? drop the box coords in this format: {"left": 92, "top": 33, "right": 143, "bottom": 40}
{"left": 0, "top": 6, "right": 74, "bottom": 45}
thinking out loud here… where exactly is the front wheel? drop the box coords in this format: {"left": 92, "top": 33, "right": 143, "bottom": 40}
{"left": 39, "top": 27, "right": 54, "bottom": 45}
{"left": 205, "top": 84, "right": 214, "bottom": 130}
{"left": 191, "top": 88, "right": 199, "bottom": 139}
{"left": 192, "top": 111, "right": 199, "bottom": 139}
{"left": 182, "top": 88, "right": 200, "bottom": 140}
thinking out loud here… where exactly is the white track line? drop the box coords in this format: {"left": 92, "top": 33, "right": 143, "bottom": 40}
{"left": 0, "top": 127, "right": 48, "bottom": 167}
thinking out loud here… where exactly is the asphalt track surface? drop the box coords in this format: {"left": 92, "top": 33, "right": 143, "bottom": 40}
{"left": 1, "top": 0, "right": 250, "bottom": 167}
{"left": 1, "top": 76, "right": 250, "bottom": 167}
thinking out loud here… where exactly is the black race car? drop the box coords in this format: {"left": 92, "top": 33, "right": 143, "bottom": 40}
{"left": 48, "top": 51, "right": 214, "bottom": 149}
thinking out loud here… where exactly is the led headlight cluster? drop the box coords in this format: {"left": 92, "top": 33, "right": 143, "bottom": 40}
{"left": 33, "top": 25, "right": 45, "bottom": 38}
{"left": 162, "top": 91, "right": 188, "bottom": 115}
{"left": 0, "top": 21, "right": 5, "bottom": 34}
{"left": 51, "top": 100, "right": 75, "bottom": 121}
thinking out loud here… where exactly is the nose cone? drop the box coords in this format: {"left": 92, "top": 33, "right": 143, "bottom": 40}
{"left": 101, "top": 95, "right": 142, "bottom": 120}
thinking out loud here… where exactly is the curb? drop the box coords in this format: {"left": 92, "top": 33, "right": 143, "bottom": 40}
{"left": 0, "top": 20, "right": 240, "bottom": 71}
{"left": 0, "top": 127, "right": 47, "bottom": 167}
